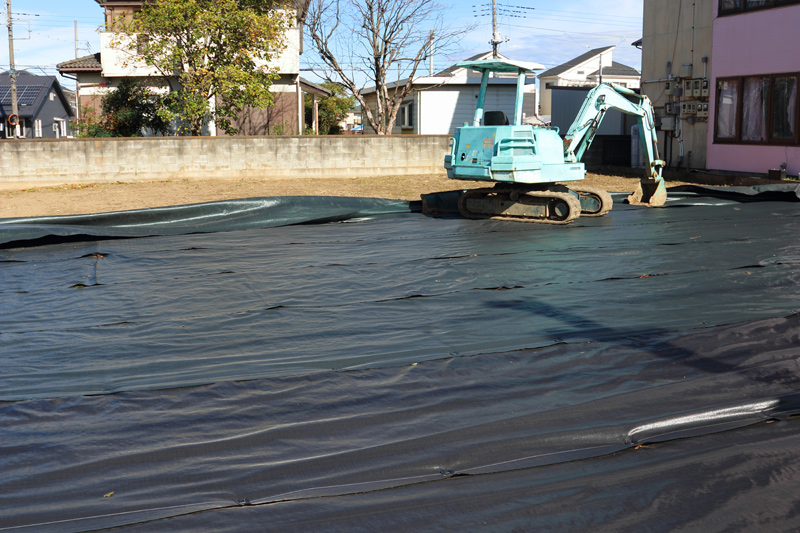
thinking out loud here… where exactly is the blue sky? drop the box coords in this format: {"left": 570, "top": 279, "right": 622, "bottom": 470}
{"left": 2, "top": 0, "right": 644, "bottom": 88}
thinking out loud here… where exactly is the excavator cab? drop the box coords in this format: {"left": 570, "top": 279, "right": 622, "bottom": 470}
{"left": 443, "top": 59, "right": 666, "bottom": 224}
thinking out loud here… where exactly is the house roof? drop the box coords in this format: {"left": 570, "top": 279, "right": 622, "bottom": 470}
{"left": 300, "top": 77, "right": 333, "bottom": 98}
{"left": 57, "top": 53, "right": 102, "bottom": 73}
{"left": 0, "top": 72, "right": 74, "bottom": 119}
{"left": 588, "top": 61, "right": 640, "bottom": 78}
{"left": 361, "top": 52, "right": 537, "bottom": 95}
{"left": 538, "top": 46, "right": 615, "bottom": 78}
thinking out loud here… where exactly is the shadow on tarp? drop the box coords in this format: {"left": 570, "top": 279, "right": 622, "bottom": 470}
{"left": 1, "top": 183, "right": 799, "bottom": 249}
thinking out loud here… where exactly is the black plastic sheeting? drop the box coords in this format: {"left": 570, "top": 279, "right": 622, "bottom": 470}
{"left": 0, "top": 196, "right": 414, "bottom": 248}
{"left": 2, "top": 185, "right": 800, "bottom": 530}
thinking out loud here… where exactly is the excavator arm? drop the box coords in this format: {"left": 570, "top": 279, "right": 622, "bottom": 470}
{"left": 562, "top": 84, "right": 667, "bottom": 206}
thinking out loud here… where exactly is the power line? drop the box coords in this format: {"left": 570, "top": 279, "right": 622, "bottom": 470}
{"left": 505, "top": 22, "right": 639, "bottom": 39}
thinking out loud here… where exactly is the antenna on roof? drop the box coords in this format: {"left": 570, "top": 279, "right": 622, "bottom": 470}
{"left": 472, "top": 2, "right": 534, "bottom": 58}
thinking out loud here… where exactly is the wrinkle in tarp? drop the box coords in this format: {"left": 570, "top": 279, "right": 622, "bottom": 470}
{"left": 2, "top": 186, "right": 800, "bottom": 530}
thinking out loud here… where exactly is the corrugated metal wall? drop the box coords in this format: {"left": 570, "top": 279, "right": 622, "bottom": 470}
{"left": 550, "top": 86, "right": 629, "bottom": 136}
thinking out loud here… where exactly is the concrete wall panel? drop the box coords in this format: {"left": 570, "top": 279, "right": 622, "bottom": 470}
{"left": 0, "top": 135, "right": 451, "bottom": 189}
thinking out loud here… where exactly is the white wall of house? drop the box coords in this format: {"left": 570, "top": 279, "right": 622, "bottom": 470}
{"left": 377, "top": 83, "right": 521, "bottom": 135}
{"left": 270, "top": 26, "right": 300, "bottom": 74}
{"left": 100, "top": 33, "right": 162, "bottom": 77}
{"left": 364, "top": 84, "right": 520, "bottom": 135}
{"left": 539, "top": 49, "right": 620, "bottom": 116}
{"left": 100, "top": 25, "right": 300, "bottom": 78}
{"left": 418, "top": 88, "right": 470, "bottom": 135}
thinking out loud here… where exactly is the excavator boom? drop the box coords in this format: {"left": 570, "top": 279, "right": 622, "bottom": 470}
{"left": 563, "top": 84, "right": 667, "bottom": 206}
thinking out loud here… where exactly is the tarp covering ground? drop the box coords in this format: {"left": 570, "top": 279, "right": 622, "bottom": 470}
{"left": 2, "top": 185, "right": 800, "bottom": 531}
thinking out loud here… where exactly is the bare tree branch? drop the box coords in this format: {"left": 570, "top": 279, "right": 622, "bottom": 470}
{"left": 305, "top": 0, "right": 474, "bottom": 134}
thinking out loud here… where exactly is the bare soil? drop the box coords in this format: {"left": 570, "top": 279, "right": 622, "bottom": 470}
{"left": 0, "top": 172, "right": 690, "bottom": 218}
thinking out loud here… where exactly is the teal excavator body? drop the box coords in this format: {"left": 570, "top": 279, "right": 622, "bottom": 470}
{"left": 443, "top": 59, "right": 666, "bottom": 223}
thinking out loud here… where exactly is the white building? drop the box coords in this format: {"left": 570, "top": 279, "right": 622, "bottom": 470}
{"left": 360, "top": 52, "right": 541, "bottom": 135}
{"left": 538, "top": 46, "right": 641, "bottom": 117}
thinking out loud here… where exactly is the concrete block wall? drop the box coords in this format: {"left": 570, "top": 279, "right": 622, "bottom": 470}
{"left": 0, "top": 135, "right": 452, "bottom": 189}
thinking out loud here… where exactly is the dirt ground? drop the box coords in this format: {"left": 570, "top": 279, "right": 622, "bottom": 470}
{"left": 0, "top": 172, "right": 689, "bottom": 218}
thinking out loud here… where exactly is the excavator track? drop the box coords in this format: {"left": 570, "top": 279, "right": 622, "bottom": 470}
{"left": 457, "top": 187, "right": 582, "bottom": 224}
{"left": 567, "top": 185, "right": 614, "bottom": 217}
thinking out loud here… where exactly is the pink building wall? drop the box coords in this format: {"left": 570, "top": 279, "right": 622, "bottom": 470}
{"left": 707, "top": 3, "right": 800, "bottom": 176}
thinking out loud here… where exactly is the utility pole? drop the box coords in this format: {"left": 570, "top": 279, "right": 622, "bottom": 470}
{"left": 6, "top": 0, "right": 19, "bottom": 138}
{"left": 491, "top": 0, "right": 501, "bottom": 58}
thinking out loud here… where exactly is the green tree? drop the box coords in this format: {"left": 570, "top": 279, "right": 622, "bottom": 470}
{"left": 113, "top": 0, "right": 290, "bottom": 136}
{"left": 102, "top": 78, "right": 171, "bottom": 137}
{"left": 305, "top": 82, "right": 355, "bottom": 134}
{"left": 72, "top": 105, "right": 112, "bottom": 138}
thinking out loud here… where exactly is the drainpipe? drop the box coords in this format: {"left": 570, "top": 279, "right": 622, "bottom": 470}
{"left": 61, "top": 73, "right": 80, "bottom": 127}
{"left": 296, "top": 74, "right": 303, "bottom": 135}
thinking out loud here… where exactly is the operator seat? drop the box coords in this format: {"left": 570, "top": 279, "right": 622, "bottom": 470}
{"left": 483, "top": 110, "right": 509, "bottom": 126}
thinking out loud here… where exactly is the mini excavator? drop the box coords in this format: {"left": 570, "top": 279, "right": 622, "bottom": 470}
{"left": 442, "top": 59, "right": 666, "bottom": 224}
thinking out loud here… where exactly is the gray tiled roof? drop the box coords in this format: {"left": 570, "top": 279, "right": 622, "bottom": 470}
{"left": 57, "top": 53, "right": 102, "bottom": 72}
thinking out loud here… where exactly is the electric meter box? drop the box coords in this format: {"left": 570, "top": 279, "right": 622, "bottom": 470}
{"left": 693, "top": 79, "right": 702, "bottom": 97}
{"left": 661, "top": 116, "right": 676, "bottom": 131}
{"left": 684, "top": 79, "right": 694, "bottom": 98}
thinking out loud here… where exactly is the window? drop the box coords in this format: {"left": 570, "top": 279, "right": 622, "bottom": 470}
{"left": 742, "top": 76, "right": 768, "bottom": 141}
{"left": 719, "top": 0, "right": 800, "bottom": 14}
{"left": 53, "top": 118, "right": 67, "bottom": 138}
{"left": 772, "top": 75, "right": 796, "bottom": 141}
{"left": 34, "top": 119, "right": 43, "bottom": 138}
{"left": 715, "top": 79, "right": 739, "bottom": 140}
{"left": 715, "top": 73, "right": 800, "bottom": 144}
{"left": 399, "top": 102, "right": 414, "bottom": 129}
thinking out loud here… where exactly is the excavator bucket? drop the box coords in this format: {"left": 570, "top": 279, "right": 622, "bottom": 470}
{"left": 628, "top": 177, "right": 667, "bottom": 207}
